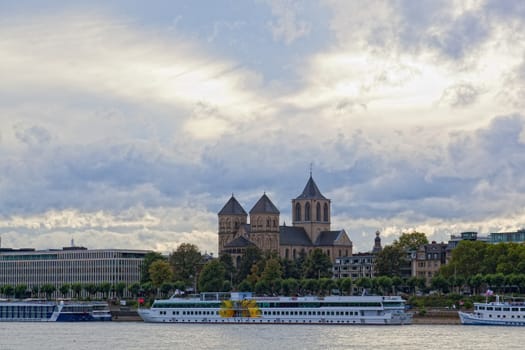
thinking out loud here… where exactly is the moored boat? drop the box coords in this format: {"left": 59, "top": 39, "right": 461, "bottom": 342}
{"left": 0, "top": 300, "right": 112, "bottom": 322}
{"left": 458, "top": 295, "right": 525, "bottom": 326}
{"left": 138, "top": 292, "right": 412, "bottom": 325}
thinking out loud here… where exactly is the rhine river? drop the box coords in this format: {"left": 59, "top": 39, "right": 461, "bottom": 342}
{"left": 1, "top": 323, "right": 524, "bottom": 350}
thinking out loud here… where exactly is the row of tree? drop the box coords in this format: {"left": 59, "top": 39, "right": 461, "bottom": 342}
{"left": 0, "top": 282, "right": 130, "bottom": 300}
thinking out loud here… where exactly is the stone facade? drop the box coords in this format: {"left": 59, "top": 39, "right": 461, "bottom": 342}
{"left": 218, "top": 175, "right": 353, "bottom": 266}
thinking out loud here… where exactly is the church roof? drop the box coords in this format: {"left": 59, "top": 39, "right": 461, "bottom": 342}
{"left": 250, "top": 193, "right": 280, "bottom": 214}
{"left": 296, "top": 176, "right": 326, "bottom": 200}
{"left": 279, "top": 226, "right": 313, "bottom": 246}
{"left": 315, "top": 230, "right": 347, "bottom": 246}
{"left": 218, "top": 195, "right": 247, "bottom": 215}
{"left": 224, "top": 236, "right": 255, "bottom": 248}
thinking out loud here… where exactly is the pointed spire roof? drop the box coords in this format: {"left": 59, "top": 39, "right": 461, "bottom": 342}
{"left": 218, "top": 195, "right": 247, "bottom": 215}
{"left": 296, "top": 175, "right": 326, "bottom": 200}
{"left": 250, "top": 193, "right": 280, "bottom": 214}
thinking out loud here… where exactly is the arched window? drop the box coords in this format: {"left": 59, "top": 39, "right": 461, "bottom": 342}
{"left": 257, "top": 217, "right": 263, "bottom": 229}
{"left": 285, "top": 249, "right": 289, "bottom": 259}
{"left": 236, "top": 256, "right": 241, "bottom": 267}
{"left": 273, "top": 219, "right": 277, "bottom": 227}
{"left": 266, "top": 217, "right": 271, "bottom": 228}
{"left": 295, "top": 203, "right": 301, "bottom": 221}
{"left": 316, "top": 203, "right": 321, "bottom": 221}
{"left": 292, "top": 249, "right": 296, "bottom": 259}
{"left": 305, "top": 202, "right": 311, "bottom": 221}
{"left": 323, "top": 203, "right": 329, "bottom": 222}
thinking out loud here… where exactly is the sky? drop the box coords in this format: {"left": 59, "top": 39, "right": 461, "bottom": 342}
{"left": 1, "top": 0, "right": 525, "bottom": 255}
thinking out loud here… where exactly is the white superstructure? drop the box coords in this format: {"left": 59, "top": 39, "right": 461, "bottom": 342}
{"left": 459, "top": 295, "right": 525, "bottom": 326}
{"left": 138, "top": 292, "right": 412, "bottom": 325}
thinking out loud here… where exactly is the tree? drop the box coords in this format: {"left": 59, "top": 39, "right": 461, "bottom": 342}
{"left": 71, "top": 283, "right": 83, "bottom": 299}
{"left": 141, "top": 252, "right": 166, "bottom": 284}
{"left": 84, "top": 283, "right": 98, "bottom": 299}
{"left": 281, "top": 278, "right": 299, "bottom": 296}
{"left": 374, "top": 245, "right": 406, "bottom": 276}
{"left": 160, "top": 282, "right": 174, "bottom": 297}
{"left": 394, "top": 231, "right": 429, "bottom": 251}
{"left": 236, "top": 246, "right": 263, "bottom": 282}
{"left": 41, "top": 284, "right": 56, "bottom": 299}
{"left": 2, "top": 285, "right": 14, "bottom": 298}
{"left": 302, "top": 249, "right": 332, "bottom": 279}
{"left": 376, "top": 276, "right": 393, "bottom": 295}
{"left": 430, "top": 275, "right": 449, "bottom": 294}
{"left": 355, "top": 277, "right": 372, "bottom": 294}
{"left": 114, "top": 282, "right": 127, "bottom": 299}
{"left": 319, "top": 278, "right": 336, "bottom": 296}
{"left": 169, "top": 243, "right": 203, "bottom": 287}
{"left": 14, "top": 284, "right": 28, "bottom": 299}
{"left": 149, "top": 260, "right": 174, "bottom": 289}
{"left": 99, "top": 282, "right": 112, "bottom": 299}
{"left": 31, "top": 285, "right": 40, "bottom": 298}
{"left": 59, "top": 284, "right": 71, "bottom": 299}
{"left": 260, "top": 258, "right": 283, "bottom": 294}
{"left": 302, "top": 279, "right": 319, "bottom": 294}
{"left": 129, "top": 282, "right": 141, "bottom": 298}
{"left": 219, "top": 253, "right": 236, "bottom": 284}
{"left": 339, "top": 278, "right": 353, "bottom": 295}
{"left": 198, "top": 260, "right": 226, "bottom": 292}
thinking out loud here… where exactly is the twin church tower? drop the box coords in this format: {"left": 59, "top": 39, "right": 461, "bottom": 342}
{"left": 218, "top": 175, "right": 353, "bottom": 266}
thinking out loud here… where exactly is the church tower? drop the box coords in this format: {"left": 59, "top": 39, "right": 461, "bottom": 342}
{"left": 218, "top": 195, "right": 247, "bottom": 255}
{"left": 249, "top": 193, "right": 280, "bottom": 252}
{"left": 292, "top": 175, "right": 331, "bottom": 244}
{"left": 372, "top": 230, "right": 383, "bottom": 253}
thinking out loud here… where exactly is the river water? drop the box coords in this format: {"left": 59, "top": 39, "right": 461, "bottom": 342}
{"left": 1, "top": 323, "right": 523, "bottom": 350}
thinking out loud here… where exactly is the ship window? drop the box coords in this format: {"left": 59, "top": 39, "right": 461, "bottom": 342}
{"left": 512, "top": 308, "right": 519, "bottom": 312}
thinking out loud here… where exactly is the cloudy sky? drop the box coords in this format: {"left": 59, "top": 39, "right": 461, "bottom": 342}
{"left": 1, "top": 0, "right": 525, "bottom": 255}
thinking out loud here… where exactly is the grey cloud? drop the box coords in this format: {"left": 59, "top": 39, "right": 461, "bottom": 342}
{"left": 439, "top": 83, "right": 481, "bottom": 108}
{"left": 14, "top": 124, "right": 51, "bottom": 147}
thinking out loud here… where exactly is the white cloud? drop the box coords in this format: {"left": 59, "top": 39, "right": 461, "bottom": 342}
{"left": 265, "top": 0, "right": 311, "bottom": 44}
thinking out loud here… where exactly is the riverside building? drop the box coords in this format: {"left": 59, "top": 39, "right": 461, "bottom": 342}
{"left": 0, "top": 246, "right": 150, "bottom": 298}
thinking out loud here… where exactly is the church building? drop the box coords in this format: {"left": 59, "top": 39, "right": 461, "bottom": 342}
{"left": 218, "top": 175, "right": 353, "bottom": 266}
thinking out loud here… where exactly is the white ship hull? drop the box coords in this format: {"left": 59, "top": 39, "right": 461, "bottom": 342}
{"left": 138, "top": 292, "right": 412, "bottom": 325}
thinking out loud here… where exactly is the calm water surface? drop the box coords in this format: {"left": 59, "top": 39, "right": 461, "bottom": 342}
{"left": 1, "top": 323, "right": 524, "bottom": 350}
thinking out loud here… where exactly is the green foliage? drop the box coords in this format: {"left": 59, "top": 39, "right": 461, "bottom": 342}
{"left": 114, "top": 282, "right": 127, "bottom": 298}
{"left": 59, "top": 284, "right": 70, "bottom": 298}
{"left": 99, "top": 282, "right": 112, "bottom": 299}
{"left": 302, "top": 249, "right": 332, "bottom": 279}
{"left": 2, "top": 285, "right": 14, "bottom": 298}
{"left": 149, "top": 260, "right": 174, "bottom": 288}
{"left": 394, "top": 231, "right": 429, "bottom": 251}
{"left": 169, "top": 243, "right": 203, "bottom": 286}
{"left": 14, "top": 284, "right": 28, "bottom": 299}
{"left": 41, "top": 284, "right": 56, "bottom": 299}
{"left": 236, "top": 246, "right": 263, "bottom": 282}
{"left": 141, "top": 252, "right": 166, "bottom": 284}
{"left": 71, "top": 283, "right": 83, "bottom": 299}
{"left": 198, "top": 260, "right": 226, "bottom": 292}
{"left": 374, "top": 245, "right": 406, "bottom": 277}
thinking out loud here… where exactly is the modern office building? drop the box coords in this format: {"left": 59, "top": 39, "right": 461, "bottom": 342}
{"left": 0, "top": 246, "right": 150, "bottom": 298}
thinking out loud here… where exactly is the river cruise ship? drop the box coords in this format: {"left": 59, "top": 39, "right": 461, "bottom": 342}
{"left": 138, "top": 292, "right": 412, "bottom": 325}
{"left": 459, "top": 295, "right": 525, "bottom": 326}
{"left": 0, "top": 300, "right": 112, "bottom": 322}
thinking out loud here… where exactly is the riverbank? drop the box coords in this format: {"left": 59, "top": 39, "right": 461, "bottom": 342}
{"left": 411, "top": 309, "right": 460, "bottom": 324}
